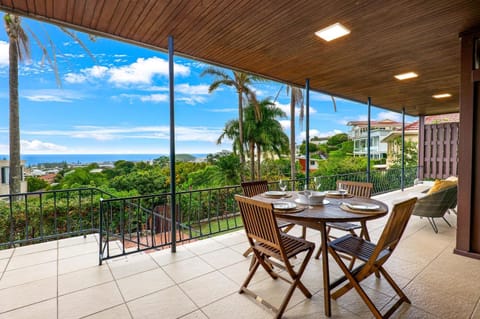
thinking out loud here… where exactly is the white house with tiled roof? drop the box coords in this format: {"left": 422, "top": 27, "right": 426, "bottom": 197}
{"left": 347, "top": 119, "right": 405, "bottom": 159}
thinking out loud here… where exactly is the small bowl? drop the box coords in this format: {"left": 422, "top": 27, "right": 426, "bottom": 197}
{"left": 309, "top": 191, "right": 326, "bottom": 204}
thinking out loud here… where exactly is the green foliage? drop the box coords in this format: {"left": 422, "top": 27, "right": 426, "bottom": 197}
{"left": 299, "top": 141, "right": 319, "bottom": 154}
{"left": 27, "top": 176, "right": 49, "bottom": 192}
{"left": 390, "top": 137, "right": 418, "bottom": 167}
{"left": 327, "top": 133, "right": 349, "bottom": 146}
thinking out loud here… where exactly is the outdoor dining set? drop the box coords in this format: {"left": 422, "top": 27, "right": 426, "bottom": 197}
{"left": 234, "top": 178, "right": 458, "bottom": 319}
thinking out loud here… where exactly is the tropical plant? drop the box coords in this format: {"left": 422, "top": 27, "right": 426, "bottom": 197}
{"left": 201, "top": 67, "right": 263, "bottom": 180}
{"left": 3, "top": 13, "right": 93, "bottom": 195}
{"left": 243, "top": 99, "right": 288, "bottom": 179}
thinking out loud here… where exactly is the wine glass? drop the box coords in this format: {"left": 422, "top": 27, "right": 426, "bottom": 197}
{"left": 338, "top": 182, "right": 347, "bottom": 200}
{"left": 314, "top": 177, "right": 322, "bottom": 191}
{"left": 303, "top": 184, "right": 313, "bottom": 209}
{"left": 279, "top": 179, "right": 287, "bottom": 192}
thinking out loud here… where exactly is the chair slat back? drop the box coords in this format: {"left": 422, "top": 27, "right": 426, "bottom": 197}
{"left": 336, "top": 180, "right": 373, "bottom": 198}
{"left": 374, "top": 197, "right": 417, "bottom": 258}
{"left": 241, "top": 180, "right": 269, "bottom": 197}
{"left": 235, "top": 195, "right": 282, "bottom": 250}
{"left": 413, "top": 185, "right": 457, "bottom": 218}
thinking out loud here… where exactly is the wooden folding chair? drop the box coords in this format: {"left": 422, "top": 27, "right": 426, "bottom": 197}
{"left": 315, "top": 180, "right": 374, "bottom": 261}
{"left": 234, "top": 195, "right": 315, "bottom": 318}
{"left": 328, "top": 197, "right": 417, "bottom": 319}
{"left": 241, "top": 180, "right": 297, "bottom": 258}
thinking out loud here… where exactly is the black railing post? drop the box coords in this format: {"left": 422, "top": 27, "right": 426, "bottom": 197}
{"left": 367, "top": 97, "right": 371, "bottom": 183}
{"left": 168, "top": 35, "right": 177, "bottom": 253}
{"left": 99, "top": 197, "right": 104, "bottom": 265}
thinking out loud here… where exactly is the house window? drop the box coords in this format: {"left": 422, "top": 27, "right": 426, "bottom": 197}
{"left": 1, "top": 167, "right": 9, "bottom": 184}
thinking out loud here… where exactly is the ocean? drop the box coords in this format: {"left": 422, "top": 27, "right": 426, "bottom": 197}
{"left": 0, "top": 154, "right": 208, "bottom": 166}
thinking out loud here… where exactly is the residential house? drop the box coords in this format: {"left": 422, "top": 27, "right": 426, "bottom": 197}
{"left": 0, "top": 160, "right": 27, "bottom": 195}
{"left": 347, "top": 119, "right": 404, "bottom": 159}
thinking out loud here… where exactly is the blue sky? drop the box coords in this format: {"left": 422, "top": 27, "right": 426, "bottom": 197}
{"left": 0, "top": 14, "right": 416, "bottom": 155}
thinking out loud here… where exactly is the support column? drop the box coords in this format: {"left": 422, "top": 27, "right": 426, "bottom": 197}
{"left": 418, "top": 115, "right": 425, "bottom": 180}
{"left": 401, "top": 107, "right": 405, "bottom": 191}
{"left": 305, "top": 79, "right": 310, "bottom": 185}
{"left": 168, "top": 35, "right": 177, "bottom": 253}
{"left": 455, "top": 27, "right": 480, "bottom": 259}
{"left": 367, "top": 97, "right": 371, "bottom": 182}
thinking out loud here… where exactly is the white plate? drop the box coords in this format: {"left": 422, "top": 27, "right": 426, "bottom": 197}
{"left": 327, "top": 190, "right": 342, "bottom": 195}
{"left": 344, "top": 202, "right": 380, "bottom": 210}
{"left": 295, "top": 198, "right": 330, "bottom": 205}
{"left": 273, "top": 201, "right": 297, "bottom": 210}
{"left": 264, "top": 191, "right": 287, "bottom": 196}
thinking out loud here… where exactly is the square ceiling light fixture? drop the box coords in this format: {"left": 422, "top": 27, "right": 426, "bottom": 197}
{"left": 394, "top": 72, "right": 418, "bottom": 80}
{"left": 432, "top": 93, "right": 452, "bottom": 99}
{"left": 315, "top": 23, "right": 350, "bottom": 41}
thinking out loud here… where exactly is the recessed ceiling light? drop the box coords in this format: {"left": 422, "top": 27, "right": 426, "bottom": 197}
{"left": 315, "top": 23, "right": 351, "bottom": 41}
{"left": 394, "top": 72, "right": 418, "bottom": 80}
{"left": 432, "top": 93, "right": 452, "bottom": 99}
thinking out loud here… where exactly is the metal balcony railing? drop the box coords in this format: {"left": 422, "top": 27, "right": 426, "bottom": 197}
{"left": 0, "top": 166, "right": 419, "bottom": 263}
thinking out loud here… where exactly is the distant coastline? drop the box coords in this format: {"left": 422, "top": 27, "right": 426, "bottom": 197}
{"left": 0, "top": 154, "right": 208, "bottom": 166}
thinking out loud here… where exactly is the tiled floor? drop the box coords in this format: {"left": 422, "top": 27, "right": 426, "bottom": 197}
{"left": 1, "top": 186, "right": 479, "bottom": 318}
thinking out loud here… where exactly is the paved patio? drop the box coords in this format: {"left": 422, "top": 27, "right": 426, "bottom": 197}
{"left": 0, "top": 186, "right": 479, "bottom": 318}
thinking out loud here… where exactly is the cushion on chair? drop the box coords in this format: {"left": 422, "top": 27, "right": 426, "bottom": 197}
{"left": 427, "top": 179, "right": 457, "bottom": 195}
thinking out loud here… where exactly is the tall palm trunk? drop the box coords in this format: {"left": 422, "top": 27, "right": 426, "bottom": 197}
{"left": 8, "top": 19, "right": 21, "bottom": 195}
{"left": 290, "top": 94, "right": 296, "bottom": 180}
{"left": 256, "top": 143, "right": 261, "bottom": 180}
{"left": 249, "top": 140, "right": 255, "bottom": 180}
{"left": 237, "top": 88, "right": 245, "bottom": 181}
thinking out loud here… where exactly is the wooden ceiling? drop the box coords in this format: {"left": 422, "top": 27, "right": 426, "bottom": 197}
{"left": 1, "top": 0, "right": 479, "bottom": 116}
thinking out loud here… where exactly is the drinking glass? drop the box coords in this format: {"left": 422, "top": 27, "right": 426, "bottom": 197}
{"left": 303, "top": 184, "right": 313, "bottom": 208}
{"left": 279, "top": 180, "right": 287, "bottom": 192}
{"left": 314, "top": 177, "right": 322, "bottom": 191}
{"left": 338, "top": 183, "right": 347, "bottom": 200}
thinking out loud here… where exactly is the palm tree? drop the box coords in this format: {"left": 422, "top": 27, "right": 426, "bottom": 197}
{"left": 4, "top": 14, "right": 29, "bottom": 195}
{"left": 244, "top": 99, "right": 288, "bottom": 179}
{"left": 4, "top": 13, "right": 93, "bottom": 195}
{"left": 286, "top": 86, "right": 304, "bottom": 180}
{"left": 201, "top": 67, "right": 263, "bottom": 181}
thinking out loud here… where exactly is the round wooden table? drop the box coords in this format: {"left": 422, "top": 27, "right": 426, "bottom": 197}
{"left": 253, "top": 191, "right": 388, "bottom": 317}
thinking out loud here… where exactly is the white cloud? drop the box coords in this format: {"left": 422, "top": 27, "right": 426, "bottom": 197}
{"left": 207, "top": 108, "right": 237, "bottom": 113}
{"left": 176, "top": 83, "right": 209, "bottom": 95}
{"left": 140, "top": 94, "right": 168, "bottom": 103}
{"left": 279, "top": 120, "right": 290, "bottom": 130}
{"left": 300, "top": 129, "right": 344, "bottom": 142}
{"left": 21, "top": 139, "right": 67, "bottom": 153}
{"left": 64, "top": 57, "right": 190, "bottom": 86}
{"left": 0, "top": 40, "right": 8, "bottom": 66}
{"left": 274, "top": 101, "right": 315, "bottom": 117}
{"left": 108, "top": 57, "right": 190, "bottom": 85}
{"left": 22, "top": 89, "right": 84, "bottom": 103}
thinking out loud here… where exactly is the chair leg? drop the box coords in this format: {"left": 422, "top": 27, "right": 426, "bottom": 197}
{"left": 442, "top": 216, "right": 452, "bottom": 227}
{"left": 315, "top": 227, "right": 332, "bottom": 259}
{"left": 428, "top": 217, "right": 438, "bottom": 233}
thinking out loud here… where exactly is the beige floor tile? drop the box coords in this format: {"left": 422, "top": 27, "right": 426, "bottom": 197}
{"left": 7, "top": 249, "right": 57, "bottom": 270}
{"left": 385, "top": 300, "right": 438, "bottom": 319}
{"left": 117, "top": 268, "right": 174, "bottom": 301}
{"left": 180, "top": 271, "right": 238, "bottom": 307}
{"left": 0, "top": 259, "right": 8, "bottom": 274}
{"left": 127, "top": 285, "right": 197, "bottom": 318}
{"left": 107, "top": 253, "right": 158, "bottom": 279}
{"left": 178, "top": 310, "right": 208, "bottom": 319}
{"left": 229, "top": 241, "right": 250, "bottom": 255}
{"left": 472, "top": 302, "right": 480, "bottom": 319}
{"left": 58, "top": 264, "right": 113, "bottom": 295}
{"left": 383, "top": 256, "right": 427, "bottom": 280}
{"left": 404, "top": 280, "right": 477, "bottom": 318}
{"left": 201, "top": 292, "right": 272, "bottom": 319}
{"left": 185, "top": 238, "right": 226, "bottom": 255}
{"left": 12, "top": 240, "right": 57, "bottom": 256}
{"left": 83, "top": 304, "right": 132, "bottom": 319}
{"left": 0, "top": 248, "right": 13, "bottom": 260}
{"left": 332, "top": 285, "right": 392, "bottom": 318}
{"left": 58, "top": 252, "right": 99, "bottom": 275}
{"left": 58, "top": 234, "right": 97, "bottom": 247}
{"left": 0, "top": 298, "right": 56, "bottom": 319}
{"left": 0, "top": 277, "right": 57, "bottom": 313}
{"left": 199, "top": 247, "right": 245, "bottom": 269}
{"left": 162, "top": 256, "right": 214, "bottom": 283}
{"left": 149, "top": 245, "right": 195, "bottom": 266}
{"left": 58, "top": 281, "right": 124, "bottom": 319}
{"left": 213, "top": 231, "right": 248, "bottom": 247}
{"left": 361, "top": 271, "right": 411, "bottom": 298}
{"left": 285, "top": 292, "right": 362, "bottom": 319}
{"left": 219, "top": 258, "right": 271, "bottom": 286}
{"left": 0, "top": 261, "right": 57, "bottom": 289}
{"left": 59, "top": 241, "right": 99, "bottom": 259}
